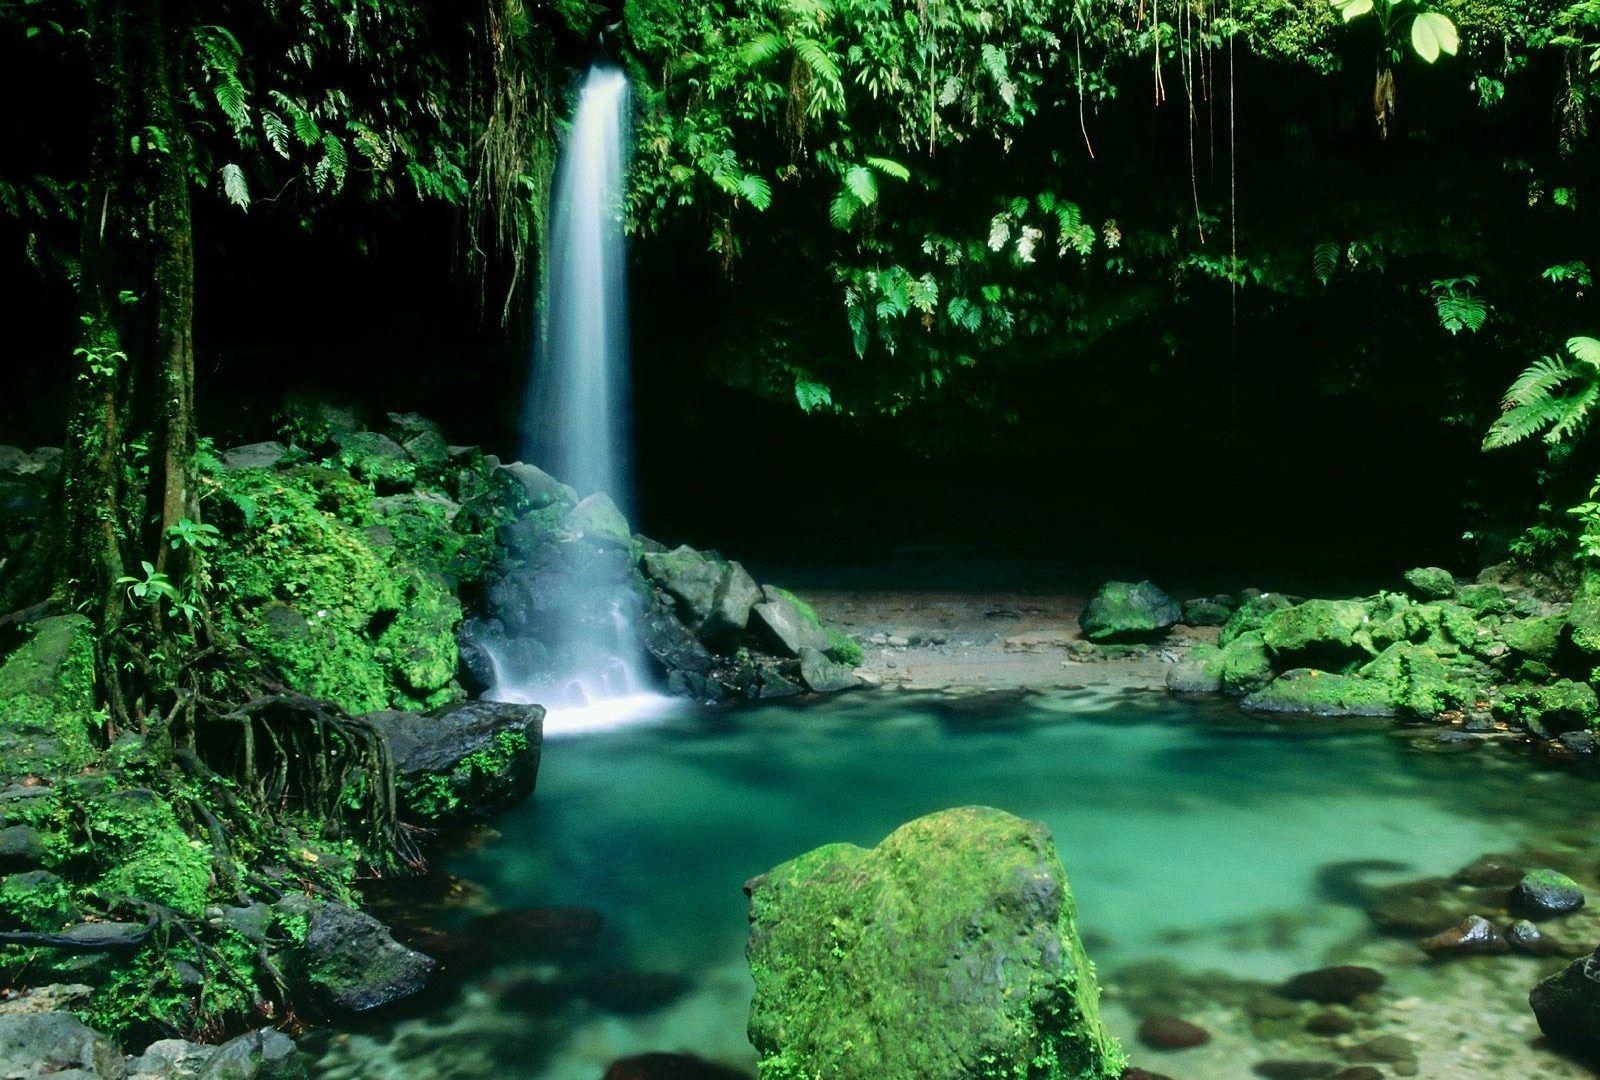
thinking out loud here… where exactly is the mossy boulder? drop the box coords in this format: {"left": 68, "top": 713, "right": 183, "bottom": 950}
{"left": 1167, "top": 644, "right": 1224, "bottom": 693}
{"left": 212, "top": 468, "right": 463, "bottom": 713}
{"left": 745, "top": 805, "right": 1124, "bottom": 1080}
{"left": 1566, "top": 568, "right": 1600, "bottom": 655}
{"left": 751, "top": 589, "right": 831, "bottom": 658}
{"left": 1079, "top": 581, "right": 1180, "bottom": 643}
{"left": 1219, "top": 592, "right": 1295, "bottom": 646}
{"left": 568, "top": 492, "right": 633, "bottom": 546}
{"left": 1455, "top": 583, "right": 1507, "bottom": 617}
{"left": 0, "top": 615, "right": 99, "bottom": 778}
{"left": 642, "top": 545, "right": 725, "bottom": 626}
{"left": 1402, "top": 566, "right": 1456, "bottom": 601}
{"left": 1242, "top": 669, "right": 1396, "bottom": 717}
{"left": 1498, "top": 680, "right": 1598, "bottom": 735}
{"left": 1500, "top": 614, "right": 1564, "bottom": 662}
{"left": 1180, "top": 597, "right": 1233, "bottom": 627}
{"left": 1357, "top": 644, "right": 1477, "bottom": 719}
{"left": 1221, "top": 632, "right": 1275, "bottom": 696}
{"left": 1260, "top": 600, "right": 1371, "bottom": 668}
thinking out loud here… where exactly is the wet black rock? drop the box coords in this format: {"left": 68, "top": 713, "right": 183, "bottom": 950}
{"left": 1420, "top": 915, "right": 1509, "bottom": 957}
{"left": 1136, "top": 1013, "right": 1211, "bottom": 1050}
{"left": 1531, "top": 942, "right": 1600, "bottom": 1050}
{"left": 579, "top": 968, "right": 693, "bottom": 1015}
{"left": 0, "top": 824, "right": 43, "bottom": 872}
{"left": 601, "top": 1052, "right": 753, "bottom": 1079}
{"left": 1278, "top": 966, "right": 1385, "bottom": 1004}
{"left": 285, "top": 898, "right": 436, "bottom": 1016}
{"left": 368, "top": 699, "right": 543, "bottom": 824}
{"left": 1080, "top": 581, "right": 1181, "bottom": 643}
{"left": 1507, "top": 919, "right": 1549, "bottom": 954}
{"left": 1511, "top": 869, "right": 1586, "bottom": 919}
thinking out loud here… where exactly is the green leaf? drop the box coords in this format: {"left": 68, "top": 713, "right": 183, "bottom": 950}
{"left": 738, "top": 174, "right": 772, "bottom": 211}
{"left": 829, "top": 190, "right": 860, "bottom": 230}
{"left": 741, "top": 32, "right": 785, "bottom": 67}
{"left": 865, "top": 156, "right": 910, "bottom": 181}
{"left": 220, "top": 163, "right": 249, "bottom": 212}
{"left": 1332, "top": 0, "right": 1374, "bottom": 21}
{"left": 1410, "top": 12, "right": 1459, "bottom": 63}
{"left": 1569, "top": 337, "right": 1600, "bottom": 367}
{"left": 261, "top": 111, "right": 290, "bottom": 158}
{"left": 795, "top": 377, "right": 833, "bottom": 413}
{"left": 843, "top": 165, "right": 877, "bottom": 206}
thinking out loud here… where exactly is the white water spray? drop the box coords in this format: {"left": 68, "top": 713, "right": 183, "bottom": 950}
{"left": 485, "top": 64, "right": 671, "bottom": 734}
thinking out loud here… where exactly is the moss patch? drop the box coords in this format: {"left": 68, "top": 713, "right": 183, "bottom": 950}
{"left": 0, "top": 615, "right": 99, "bottom": 776}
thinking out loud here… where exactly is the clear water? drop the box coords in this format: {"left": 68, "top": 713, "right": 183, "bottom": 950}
{"left": 314, "top": 688, "right": 1600, "bottom": 1079}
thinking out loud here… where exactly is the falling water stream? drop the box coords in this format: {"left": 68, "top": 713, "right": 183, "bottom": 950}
{"left": 485, "top": 64, "right": 669, "bottom": 733}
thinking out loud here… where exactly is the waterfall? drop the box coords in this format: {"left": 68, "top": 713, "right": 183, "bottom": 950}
{"left": 533, "top": 64, "right": 631, "bottom": 510}
{"left": 483, "top": 64, "right": 668, "bottom": 734}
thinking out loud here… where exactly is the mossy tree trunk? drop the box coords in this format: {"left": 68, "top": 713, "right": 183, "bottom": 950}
{"left": 61, "top": 0, "right": 199, "bottom": 735}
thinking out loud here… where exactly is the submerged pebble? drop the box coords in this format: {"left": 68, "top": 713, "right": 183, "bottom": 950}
{"left": 1136, "top": 1013, "right": 1210, "bottom": 1050}
{"left": 1278, "top": 966, "right": 1386, "bottom": 1005}
{"left": 1420, "top": 914, "right": 1509, "bottom": 957}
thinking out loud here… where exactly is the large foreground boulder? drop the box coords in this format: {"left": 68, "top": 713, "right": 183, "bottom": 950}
{"left": 0, "top": 1012, "right": 122, "bottom": 1078}
{"left": 744, "top": 806, "right": 1124, "bottom": 1079}
{"left": 1530, "top": 943, "right": 1600, "bottom": 1051}
{"left": 1079, "top": 581, "right": 1180, "bottom": 643}
{"left": 367, "top": 700, "right": 543, "bottom": 823}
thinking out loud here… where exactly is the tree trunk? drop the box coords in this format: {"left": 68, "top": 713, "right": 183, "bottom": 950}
{"left": 61, "top": 0, "right": 197, "bottom": 731}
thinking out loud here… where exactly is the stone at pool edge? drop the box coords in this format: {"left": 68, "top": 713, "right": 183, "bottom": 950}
{"left": 1080, "top": 580, "right": 1181, "bottom": 643}
{"left": 280, "top": 896, "right": 435, "bottom": 1017}
{"left": 366, "top": 699, "right": 543, "bottom": 825}
{"left": 744, "top": 805, "right": 1124, "bottom": 1079}
{"left": 1510, "top": 868, "right": 1586, "bottom": 919}
{"left": 600, "top": 1052, "right": 752, "bottom": 1079}
{"left": 1531, "top": 941, "right": 1600, "bottom": 1051}
{"left": 1420, "top": 914, "right": 1510, "bottom": 957}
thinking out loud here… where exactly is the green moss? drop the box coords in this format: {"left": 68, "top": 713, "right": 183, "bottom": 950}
{"left": 1402, "top": 566, "right": 1456, "bottom": 600}
{"left": 746, "top": 807, "right": 1125, "bottom": 1080}
{"left": 1455, "top": 583, "right": 1507, "bottom": 617}
{"left": 1498, "top": 679, "right": 1599, "bottom": 734}
{"left": 1501, "top": 614, "right": 1564, "bottom": 662}
{"left": 211, "top": 468, "right": 462, "bottom": 714}
{"left": 1221, "top": 631, "right": 1275, "bottom": 695}
{"left": 82, "top": 790, "right": 211, "bottom": 916}
{"left": 0, "top": 615, "right": 100, "bottom": 775}
{"left": 825, "top": 626, "right": 863, "bottom": 668}
{"left": 1219, "top": 593, "right": 1294, "bottom": 646}
{"left": 406, "top": 730, "right": 529, "bottom": 820}
{"left": 1568, "top": 569, "right": 1600, "bottom": 655}
{"left": 0, "top": 871, "right": 77, "bottom": 930}
{"left": 1243, "top": 669, "right": 1397, "bottom": 716}
{"left": 1260, "top": 600, "right": 1371, "bottom": 666}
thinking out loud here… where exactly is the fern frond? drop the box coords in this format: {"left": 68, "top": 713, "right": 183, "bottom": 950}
{"left": 865, "top": 156, "right": 910, "bottom": 181}
{"left": 1567, "top": 336, "right": 1600, "bottom": 367}
{"left": 843, "top": 165, "right": 877, "bottom": 206}
{"left": 741, "top": 32, "right": 785, "bottom": 67}
{"left": 219, "top": 162, "right": 249, "bottom": 211}
{"left": 829, "top": 190, "right": 860, "bottom": 229}
{"left": 1484, "top": 397, "right": 1567, "bottom": 449}
{"left": 738, "top": 174, "right": 772, "bottom": 211}
{"left": 1502, "top": 356, "right": 1573, "bottom": 408}
{"left": 1313, "top": 241, "right": 1339, "bottom": 286}
{"left": 261, "top": 111, "right": 290, "bottom": 158}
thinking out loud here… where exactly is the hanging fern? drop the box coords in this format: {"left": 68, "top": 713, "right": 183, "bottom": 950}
{"left": 1313, "top": 241, "right": 1340, "bottom": 287}
{"left": 1485, "top": 337, "right": 1600, "bottom": 450}
{"left": 219, "top": 162, "right": 249, "bottom": 211}
{"left": 1431, "top": 276, "right": 1487, "bottom": 335}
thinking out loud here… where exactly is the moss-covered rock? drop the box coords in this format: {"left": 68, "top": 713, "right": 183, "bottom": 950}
{"left": 745, "top": 806, "right": 1124, "bottom": 1080}
{"left": 212, "top": 468, "right": 463, "bottom": 713}
{"left": 1498, "top": 680, "right": 1598, "bottom": 735}
{"left": 284, "top": 897, "right": 435, "bottom": 1017}
{"left": 1566, "top": 568, "right": 1600, "bottom": 655}
{"left": 1221, "top": 631, "right": 1275, "bottom": 696}
{"left": 368, "top": 701, "right": 543, "bottom": 824}
{"left": 0, "top": 615, "right": 99, "bottom": 778}
{"left": 1500, "top": 614, "right": 1564, "bottom": 662}
{"left": 1242, "top": 669, "right": 1396, "bottom": 717}
{"left": 1260, "top": 600, "right": 1371, "bottom": 667}
{"left": 1402, "top": 566, "right": 1456, "bottom": 601}
{"left": 1357, "top": 643, "right": 1478, "bottom": 719}
{"left": 1219, "top": 592, "right": 1295, "bottom": 646}
{"left": 82, "top": 788, "right": 211, "bottom": 916}
{"left": 1455, "top": 583, "right": 1507, "bottom": 617}
{"left": 1079, "top": 580, "right": 1180, "bottom": 643}
{"left": 1167, "top": 643, "right": 1224, "bottom": 693}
